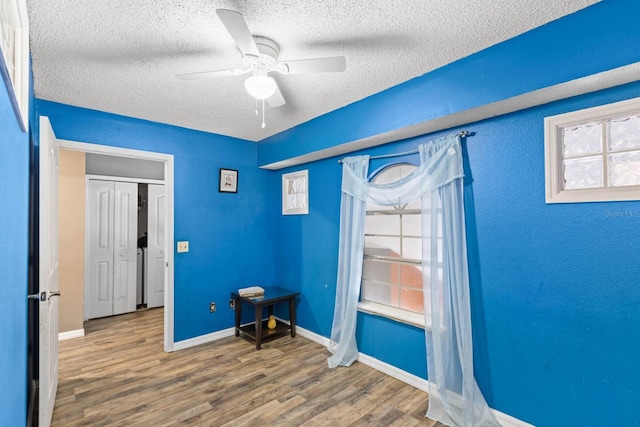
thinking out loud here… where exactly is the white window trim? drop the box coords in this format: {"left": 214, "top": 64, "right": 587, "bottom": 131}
{"left": 282, "top": 169, "right": 309, "bottom": 215}
{"left": 358, "top": 301, "right": 431, "bottom": 330}
{"left": 544, "top": 96, "right": 640, "bottom": 203}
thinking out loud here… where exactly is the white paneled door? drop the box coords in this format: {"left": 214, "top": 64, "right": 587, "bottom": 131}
{"left": 86, "top": 180, "right": 137, "bottom": 319}
{"left": 112, "top": 182, "right": 138, "bottom": 315}
{"left": 39, "top": 116, "right": 60, "bottom": 427}
{"left": 146, "top": 184, "right": 165, "bottom": 308}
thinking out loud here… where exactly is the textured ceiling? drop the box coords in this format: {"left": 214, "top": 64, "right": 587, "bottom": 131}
{"left": 27, "top": 0, "right": 599, "bottom": 142}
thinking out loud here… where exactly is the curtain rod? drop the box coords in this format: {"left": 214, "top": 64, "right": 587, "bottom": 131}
{"left": 338, "top": 130, "right": 471, "bottom": 164}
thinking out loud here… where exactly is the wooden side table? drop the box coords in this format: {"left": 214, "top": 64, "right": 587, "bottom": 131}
{"left": 230, "top": 286, "right": 300, "bottom": 350}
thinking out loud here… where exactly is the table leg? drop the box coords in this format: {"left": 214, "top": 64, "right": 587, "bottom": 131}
{"left": 255, "top": 305, "right": 262, "bottom": 350}
{"left": 234, "top": 297, "right": 241, "bottom": 337}
{"left": 289, "top": 297, "right": 296, "bottom": 338}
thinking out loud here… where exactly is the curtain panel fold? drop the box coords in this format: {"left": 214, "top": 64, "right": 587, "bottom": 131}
{"left": 329, "top": 135, "right": 499, "bottom": 426}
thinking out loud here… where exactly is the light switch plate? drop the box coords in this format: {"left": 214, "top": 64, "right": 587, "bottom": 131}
{"left": 177, "top": 241, "right": 189, "bottom": 253}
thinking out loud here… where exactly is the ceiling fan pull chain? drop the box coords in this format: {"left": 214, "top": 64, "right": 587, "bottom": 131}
{"left": 262, "top": 99, "right": 266, "bottom": 128}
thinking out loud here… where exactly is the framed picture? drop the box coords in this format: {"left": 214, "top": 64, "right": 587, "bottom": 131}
{"left": 0, "top": 0, "right": 29, "bottom": 131}
{"left": 219, "top": 168, "right": 238, "bottom": 193}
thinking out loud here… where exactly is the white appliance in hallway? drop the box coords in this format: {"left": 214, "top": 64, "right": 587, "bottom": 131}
{"left": 86, "top": 180, "right": 138, "bottom": 319}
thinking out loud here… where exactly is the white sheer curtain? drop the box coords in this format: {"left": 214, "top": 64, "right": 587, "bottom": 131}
{"left": 328, "top": 135, "right": 500, "bottom": 426}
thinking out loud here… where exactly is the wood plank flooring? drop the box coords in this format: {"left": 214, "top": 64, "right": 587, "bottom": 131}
{"left": 52, "top": 308, "right": 443, "bottom": 426}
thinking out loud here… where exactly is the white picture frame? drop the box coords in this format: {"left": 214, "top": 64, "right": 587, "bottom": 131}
{"left": 0, "top": 0, "right": 29, "bottom": 131}
{"left": 219, "top": 168, "right": 238, "bottom": 193}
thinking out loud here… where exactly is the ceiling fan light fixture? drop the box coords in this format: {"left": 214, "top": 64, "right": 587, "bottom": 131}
{"left": 244, "top": 74, "right": 277, "bottom": 100}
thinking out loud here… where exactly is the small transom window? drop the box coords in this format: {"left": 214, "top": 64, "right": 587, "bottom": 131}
{"left": 545, "top": 96, "right": 640, "bottom": 203}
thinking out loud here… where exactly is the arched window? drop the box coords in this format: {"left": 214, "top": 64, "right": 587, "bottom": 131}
{"left": 360, "top": 163, "right": 441, "bottom": 327}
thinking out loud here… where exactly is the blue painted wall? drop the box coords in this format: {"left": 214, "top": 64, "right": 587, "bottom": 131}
{"left": 0, "top": 76, "right": 29, "bottom": 424}
{"left": 259, "top": 0, "right": 640, "bottom": 167}
{"left": 273, "top": 82, "right": 640, "bottom": 427}
{"left": 266, "top": 2, "right": 640, "bottom": 425}
{"left": 35, "top": 100, "right": 279, "bottom": 341}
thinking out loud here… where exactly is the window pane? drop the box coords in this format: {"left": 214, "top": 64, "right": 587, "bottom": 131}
{"left": 608, "top": 151, "right": 640, "bottom": 187}
{"left": 608, "top": 115, "right": 640, "bottom": 152}
{"left": 563, "top": 156, "right": 603, "bottom": 189}
{"left": 373, "top": 165, "right": 402, "bottom": 184}
{"left": 296, "top": 193, "right": 306, "bottom": 208}
{"left": 399, "top": 288, "right": 424, "bottom": 313}
{"left": 405, "top": 198, "right": 421, "bottom": 209}
{"left": 365, "top": 236, "right": 401, "bottom": 257}
{"left": 287, "top": 194, "right": 298, "bottom": 209}
{"left": 366, "top": 202, "right": 394, "bottom": 211}
{"left": 362, "top": 259, "right": 399, "bottom": 285}
{"left": 562, "top": 122, "right": 602, "bottom": 158}
{"left": 365, "top": 214, "right": 399, "bottom": 235}
{"left": 362, "top": 280, "right": 393, "bottom": 306}
{"left": 295, "top": 177, "right": 306, "bottom": 192}
{"left": 402, "top": 236, "right": 421, "bottom": 261}
{"left": 402, "top": 213, "right": 421, "bottom": 237}
{"left": 399, "top": 264, "right": 422, "bottom": 289}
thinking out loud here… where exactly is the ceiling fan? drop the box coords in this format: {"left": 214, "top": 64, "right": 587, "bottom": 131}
{"left": 176, "top": 9, "right": 346, "bottom": 111}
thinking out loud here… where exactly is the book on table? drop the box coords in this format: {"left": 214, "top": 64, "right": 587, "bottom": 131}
{"left": 238, "top": 286, "right": 265, "bottom": 297}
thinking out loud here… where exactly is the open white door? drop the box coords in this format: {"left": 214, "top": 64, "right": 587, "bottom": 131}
{"left": 146, "top": 184, "right": 165, "bottom": 308}
{"left": 39, "top": 116, "right": 60, "bottom": 427}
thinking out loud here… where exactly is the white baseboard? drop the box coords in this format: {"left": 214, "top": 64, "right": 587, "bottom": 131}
{"left": 295, "top": 325, "right": 331, "bottom": 347}
{"left": 58, "top": 329, "right": 85, "bottom": 341}
{"left": 295, "top": 326, "right": 534, "bottom": 427}
{"left": 172, "top": 327, "right": 235, "bottom": 351}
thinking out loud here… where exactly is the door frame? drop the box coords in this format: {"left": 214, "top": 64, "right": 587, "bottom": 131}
{"left": 59, "top": 139, "right": 176, "bottom": 352}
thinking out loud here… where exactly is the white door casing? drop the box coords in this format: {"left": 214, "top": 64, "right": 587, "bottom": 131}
{"left": 39, "top": 116, "right": 60, "bottom": 427}
{"left": 112, "top": 182, "right": 138, "bottom": 315}
{"left": 146, "top": 184, "right": 165, "bottom": 308}
{"left": 86, "top": 180, "right": 137, "bottom": 319}
{"left": 58, "top": 139, "right": 175, "bottom": 352}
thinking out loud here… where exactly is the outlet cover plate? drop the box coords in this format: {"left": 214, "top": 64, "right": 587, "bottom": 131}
{"left": 177, "top": 241, "right": 189, "bottom": 253}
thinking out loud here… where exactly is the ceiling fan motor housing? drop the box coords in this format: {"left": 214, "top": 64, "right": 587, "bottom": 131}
{"left": 253, "top": 36, "right": 279, "bottom": 65}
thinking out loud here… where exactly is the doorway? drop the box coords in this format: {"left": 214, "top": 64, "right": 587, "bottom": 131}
{"left": 58, "top": 139, "right": 175, "bottom": 351}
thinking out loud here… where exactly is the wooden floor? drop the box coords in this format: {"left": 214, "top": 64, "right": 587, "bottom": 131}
{"left": 53, "top": 308, "right": 443, "bottom": 426}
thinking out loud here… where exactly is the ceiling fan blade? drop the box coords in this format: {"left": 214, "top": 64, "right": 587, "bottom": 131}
{"left": 175, "top": 68, "right": 249, "bottom": 80}
{"left": 216, "top": 9, "right": 260, "bottom": 57}
{"left": 281, "top": 56, "right": 346, "bottom": 74}
{"left": 267, "top": 83, "right": 286, "bottom": 108}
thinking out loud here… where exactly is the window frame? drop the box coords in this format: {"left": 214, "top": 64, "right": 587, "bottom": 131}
{"left": 357, "top": 162, "right": 431, "bottom": 329}
{"left": 282, "top": 169, "right": 309, "bottom": 215}
{"left": 544, "top": 96, "right": 640, "bottom": 203}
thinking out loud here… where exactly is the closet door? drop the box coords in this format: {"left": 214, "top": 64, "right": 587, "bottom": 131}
{"left": 86, "top": 180, "right": 115, "bottom": 319}
{"left": 112, "top": 182, "right": 138, "bottom": 315}
{"left": 146, "top": 184, "right": 165, "bottom": 308}
{"left": 86, "top": 180, "right": 138, "bottom": 319}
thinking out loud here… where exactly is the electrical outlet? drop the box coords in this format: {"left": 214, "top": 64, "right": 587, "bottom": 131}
{"left": 209, "top": 302, "right": 216, "bottom": 312}
{"left": 229, "top": 299, "right": 235, "bottom": 310}
{"left": 177, "top": 241, "right": 189, "bottom": 253}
